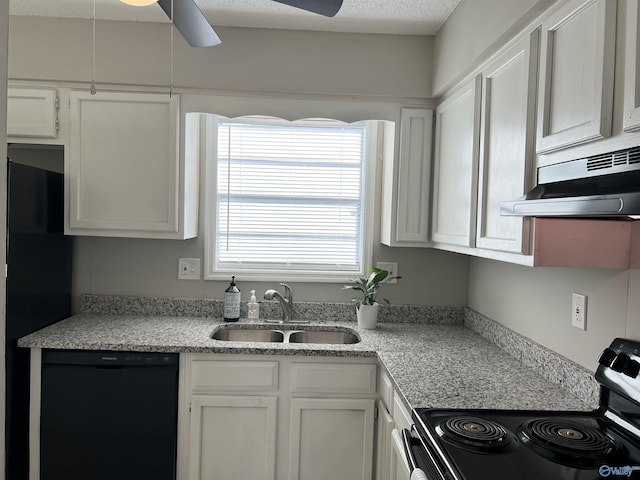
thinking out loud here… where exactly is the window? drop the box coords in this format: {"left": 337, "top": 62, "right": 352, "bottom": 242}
{"left": 205, "top": 116, "right": 379, "bottom": 281}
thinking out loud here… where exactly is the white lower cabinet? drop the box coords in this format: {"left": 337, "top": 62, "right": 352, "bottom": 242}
{"left": 289, "top": 398, "right": 375, "bottom": 480}
{"left": 188, "top": 395, "right": 278, "bottom": 480}
{"left": 376, "top": 402, "right": 394, "bottom": 480}
{"left": 390, "top": 429, "right": 411, "bottom": 480}
{"left": 179, "top": 355, "right": 377, "bottom": 480}
{"left": 375, "top": 370, "right": 412, "bottom": 480}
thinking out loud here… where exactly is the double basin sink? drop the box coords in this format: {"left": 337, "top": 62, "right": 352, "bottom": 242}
{"left": 211, "top": 324, "right": 360, "bottom": 345}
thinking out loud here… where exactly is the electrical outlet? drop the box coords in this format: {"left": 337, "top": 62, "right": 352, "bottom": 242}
{"left": 376, "top": 262, "right": 399, "bottom": 284}
{"left": 572, "top": 293, "right": 587, "bottom": 330}
{"left": 178, "top": 258, "right": 201, "bottom": 280}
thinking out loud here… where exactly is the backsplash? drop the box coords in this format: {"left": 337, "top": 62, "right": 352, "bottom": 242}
{"left": 80, "top": 294, "right": 600, "bottom": 406}
{"left": 79, "top": 294, "right": 464, "bottom": 324}
{"left": 465, "top": 309, "right": 600, "bottom": 407}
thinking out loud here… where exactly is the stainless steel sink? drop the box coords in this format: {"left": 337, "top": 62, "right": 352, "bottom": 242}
{"left": 211, "top": 325, "right": 360, "bottom": 344}
{"left": 288, "top": 330, "right": 360, "bottom": 345}
{"left": 211, "top": 327, "right": 284, "bottom": 342}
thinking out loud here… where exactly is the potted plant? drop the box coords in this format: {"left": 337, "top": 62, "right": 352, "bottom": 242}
{"left": 342, "top": 267, "right": 401, "bottom": 329}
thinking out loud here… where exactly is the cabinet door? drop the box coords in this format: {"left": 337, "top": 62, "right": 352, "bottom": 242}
{"left": 536, "top": 0, "right": 616, "bottom": 153}
{"left": 431, "top": 76, "right": 481, "bottom": 247}
{"left": 389, "top": 428, "right": 411, "bottom": 480}
{"left": 381, "top": 108, "right": 433, "bottom": 247}
{"left": 476, "top": 32, "right": 538, "bottom": 253}
{"left": 67, "top": 91, "right": 185, "bottom": 238}
{"left": 375, "top": 403, "right": 394, "bottom": 480}
{"left": 188, "top": 395, "right": 278, "bottom": 480}
{"left": 289, "top": 398, "right": 375, "bottom": 480}
{"left": 624, "top": 0, "right": 640, "bottom": 132}
{"left": 7, "top": 87, "right": 58, "bottom": 138}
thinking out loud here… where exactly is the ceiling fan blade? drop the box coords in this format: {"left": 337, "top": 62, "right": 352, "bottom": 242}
{"left": 157, "top": 0, "right": 221, "bottom": 47}
{"left": 273, "top": 0, "right": 343, "bottom": 17}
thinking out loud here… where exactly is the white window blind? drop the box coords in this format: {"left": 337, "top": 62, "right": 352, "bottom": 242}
{"left": 214, "top": 117, "right": 368, "bottom": 275}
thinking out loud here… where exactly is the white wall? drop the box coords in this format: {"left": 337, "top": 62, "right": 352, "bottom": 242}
{"left": 432, "top": 0, "right": 554, "bottom": 95}
{"left": 8, "top": 16, "right": 470, "bottom": 311}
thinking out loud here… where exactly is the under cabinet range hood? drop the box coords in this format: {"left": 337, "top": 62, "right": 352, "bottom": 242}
{"left": 500, "top": 147, "right": 640, "bottom": 218}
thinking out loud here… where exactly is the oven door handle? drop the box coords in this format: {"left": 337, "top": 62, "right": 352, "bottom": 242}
{"left": 402, "top": 425, "right": 448, "bottom": 480}
{"left": 401, "top": 427, "right": 420, "bottom": 472}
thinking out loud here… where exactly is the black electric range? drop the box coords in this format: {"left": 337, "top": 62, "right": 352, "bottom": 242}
{"left": 403, "top": 338, "right": 640, "bottom": 480}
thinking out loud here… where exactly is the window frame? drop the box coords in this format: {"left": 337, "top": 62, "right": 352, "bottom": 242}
{"left": 204, "top": 114, "right": 379, "bottom": 282}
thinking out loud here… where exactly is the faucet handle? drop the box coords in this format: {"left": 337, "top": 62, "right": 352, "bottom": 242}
{"left": 279, "top": 283, "right": 293, "bottom": 301}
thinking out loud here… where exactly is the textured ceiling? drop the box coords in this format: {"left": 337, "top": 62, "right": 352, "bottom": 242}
{"left": 9, "top": 0, "right": 462, "bottom": 35}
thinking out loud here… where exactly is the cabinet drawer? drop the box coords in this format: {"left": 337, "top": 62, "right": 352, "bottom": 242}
{"left": 190, "top": 360, "right": 279, "bottom": 393}
{"left": 290, "top": 363, "right": 377, "bottom": 395}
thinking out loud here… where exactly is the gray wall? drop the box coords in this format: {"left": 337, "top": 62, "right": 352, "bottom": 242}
{"left": 432, "top": 0, "right": 554, "bottom": 95}
{"left": 8, "top": 15, "right": 470, "bottom": 312}
{"left": 468, "top": 259, "right": 634, "bottom": 370}
{"left": 9, "top": 16, "right": 433, "bottom": 99}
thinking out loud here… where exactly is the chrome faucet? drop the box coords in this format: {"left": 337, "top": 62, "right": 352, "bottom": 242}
{"left": 264, "top": 283, "right": 305, "bottom": 323}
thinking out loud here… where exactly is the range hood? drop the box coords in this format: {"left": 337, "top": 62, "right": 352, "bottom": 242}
{"left": 501, "top": 147, "right": 640, "bottom": 218}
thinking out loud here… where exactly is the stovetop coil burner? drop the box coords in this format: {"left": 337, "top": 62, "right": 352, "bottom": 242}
{"left": 436, "top": 416, "right": 515, "bottom": 453}
{"left": 518, "top": 418, "right": 621, "bottom": 467}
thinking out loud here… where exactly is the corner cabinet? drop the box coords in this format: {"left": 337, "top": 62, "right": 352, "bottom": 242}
{"left": 476, "top": 32, "right": 538, "bottom": 254}
{"left": 66, "top": 91, "right": 198, "bottom": 239}
{"left": 381, "top": 108, "right": 433, "bottom": 247}
{"left": 536, "top": 0, "right": 616, "bottom": 153}
{"left": 431, "top": 76, "right": 482, "bottom": 247}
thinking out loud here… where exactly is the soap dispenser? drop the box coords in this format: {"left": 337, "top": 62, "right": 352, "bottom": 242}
{"left": 247, "top": 290, "right": 260, "bottom": 320}
{"left": 223, "top": 276, "right": 241, "bottom": 322}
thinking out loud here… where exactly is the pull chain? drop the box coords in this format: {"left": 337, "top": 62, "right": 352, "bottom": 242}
{"left": 90, "top": 0, "right": 97, "bottom": 95}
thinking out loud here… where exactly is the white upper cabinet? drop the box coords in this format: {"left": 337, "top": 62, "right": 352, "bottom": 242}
{"left": 381, "top": 108, "right": 433, "bottom": 247}
{"left": 431, "top": 76, "right": 482, "bottom": 247}
{"left": 476, "top": 32, "right": 538, "bottom": 254}
{"left": 7, "top": 87, "right": 58, "bottom": 139}
{"left": 66, "top": 91, "right": 198, "bottom": 239}
{"left": 625, "top": 0, "right": 640, "bottom": 132}
{"left": 536, "top": 0, "right": 617, "bottom": 154}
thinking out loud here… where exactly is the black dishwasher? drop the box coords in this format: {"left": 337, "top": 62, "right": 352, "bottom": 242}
{"left": 40, "top": 349, "right": 179, "bottom": 480}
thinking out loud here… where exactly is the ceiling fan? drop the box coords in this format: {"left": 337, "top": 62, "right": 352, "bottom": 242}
{"left": 154, "top": 0, "right": 344, "bottom": 47}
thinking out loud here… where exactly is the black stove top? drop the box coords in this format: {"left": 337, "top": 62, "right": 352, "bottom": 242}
{"left": 413, "top": 409, "right": 640, "bottom": 479}
{"left": 407, "top": 338, "right": 640, "bottom": 480}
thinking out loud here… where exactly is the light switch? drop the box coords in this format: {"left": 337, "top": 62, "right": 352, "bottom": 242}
{"left": 178, "top": 258, "right": 201, "bottom": 280}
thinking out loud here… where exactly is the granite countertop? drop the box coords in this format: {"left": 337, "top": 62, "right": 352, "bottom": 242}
{"left": 18, "top": 314, "right": 593, "bottom": 412}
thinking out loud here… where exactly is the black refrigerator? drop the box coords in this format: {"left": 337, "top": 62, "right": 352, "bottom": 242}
{"left": 5, "top": 158, "right": 73, "bottom": 480}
